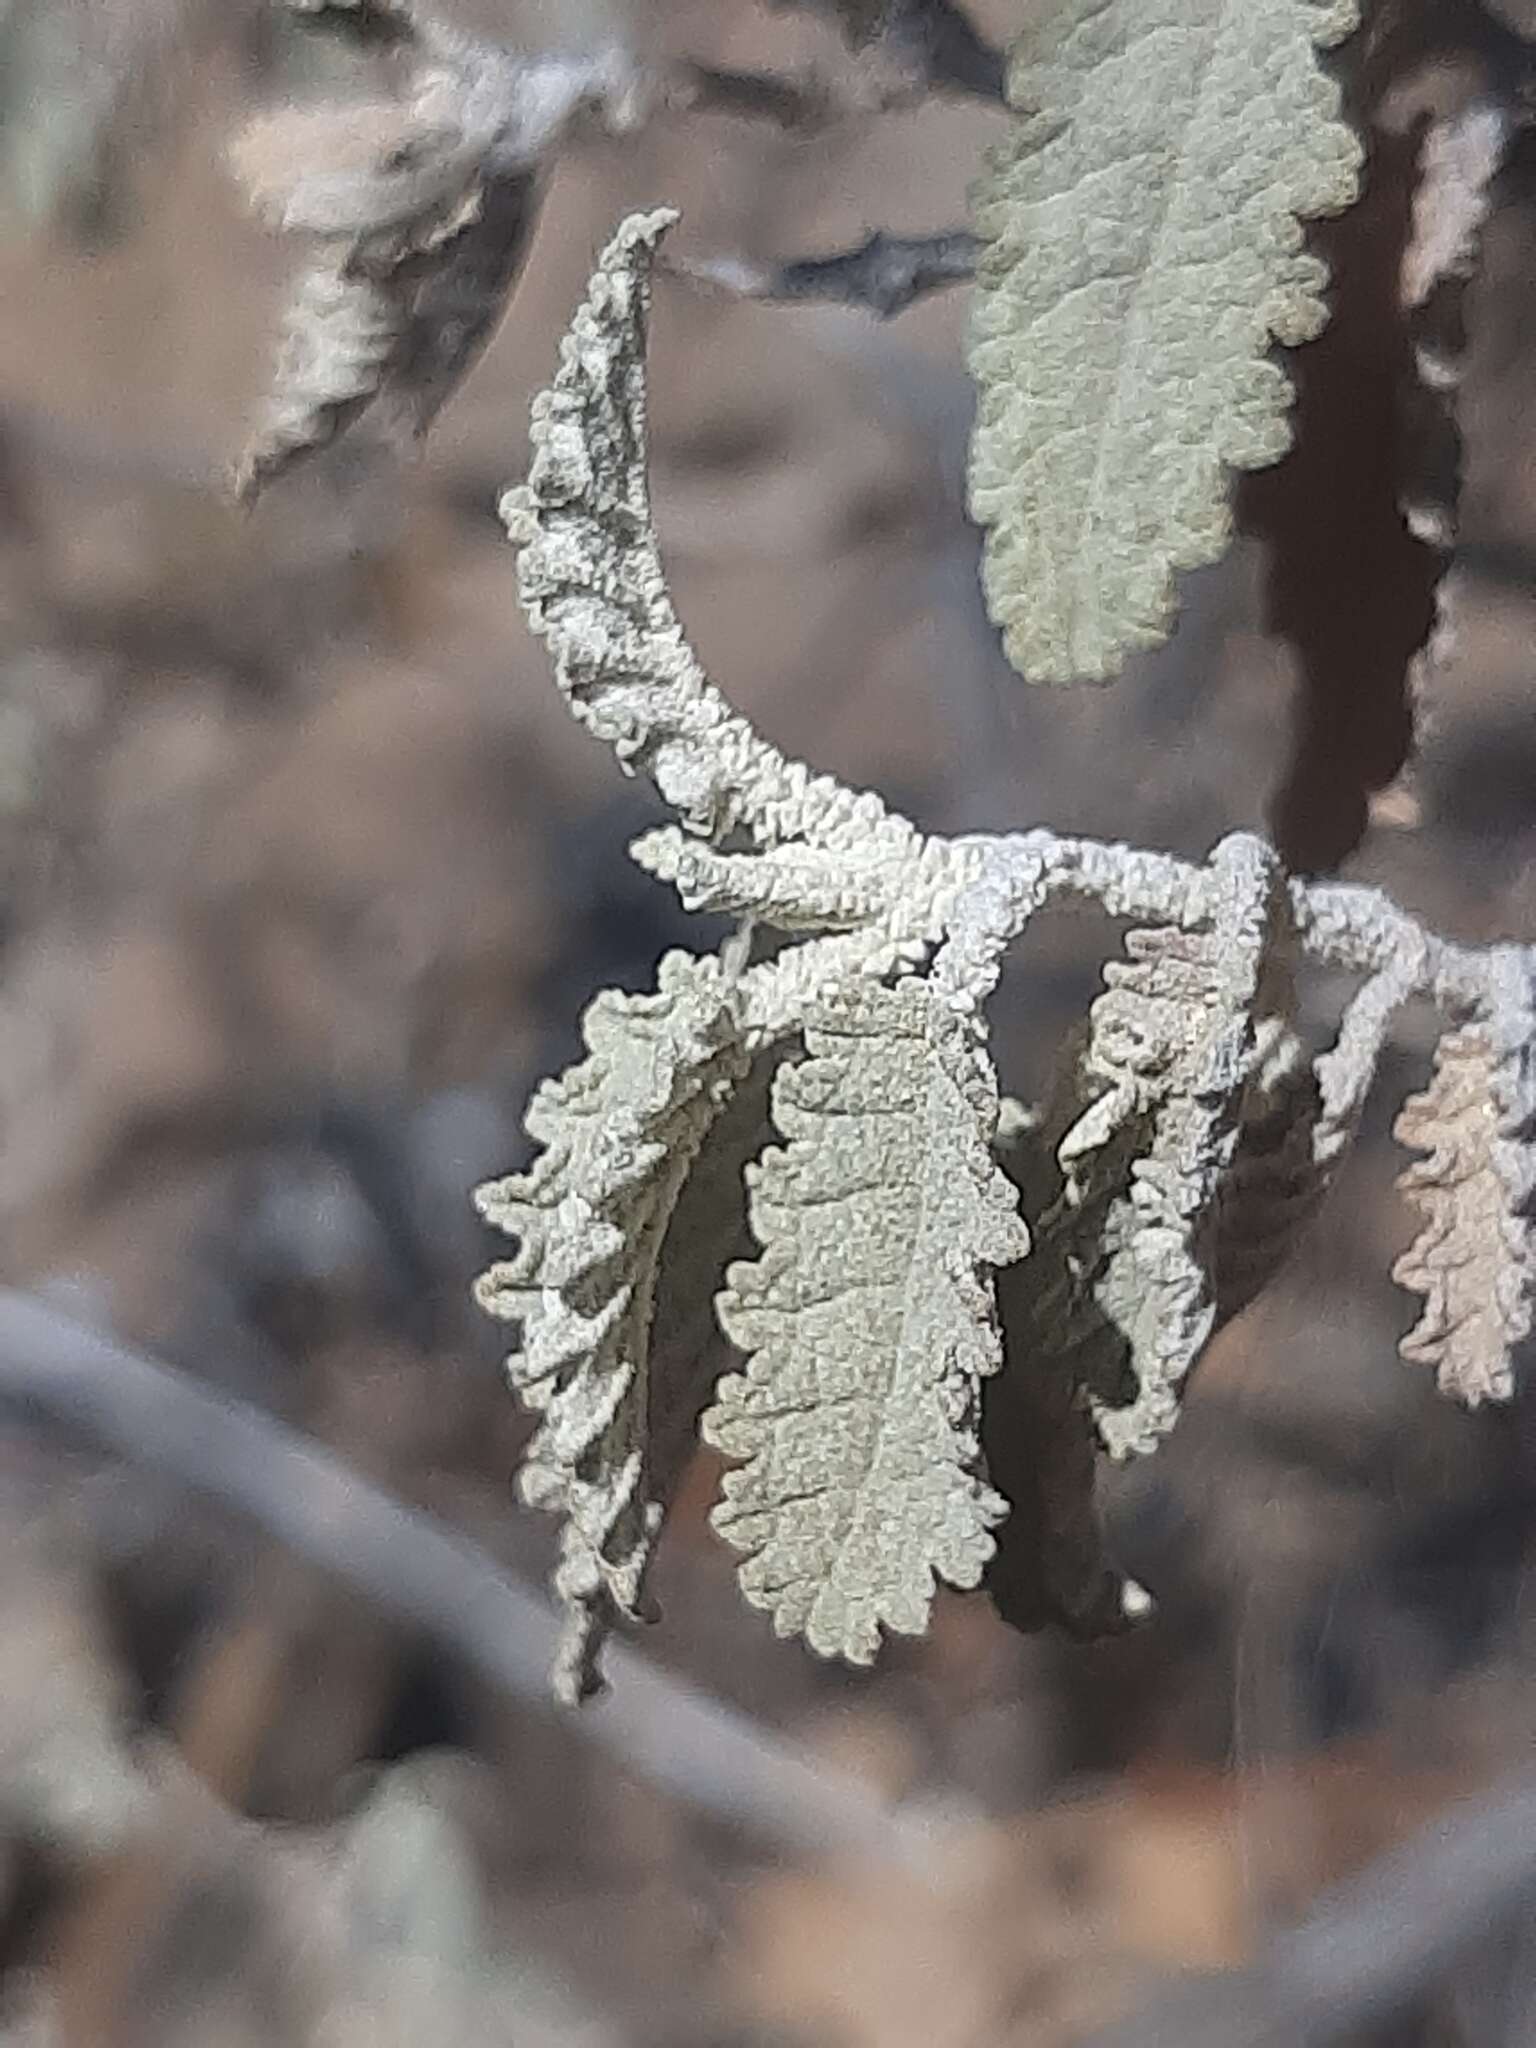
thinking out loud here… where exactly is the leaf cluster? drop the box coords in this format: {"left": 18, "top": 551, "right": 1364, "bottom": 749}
{"left": 476, "top": 215, "right": 1536, "bottom": 1700}
{"left": 200, "top": 0, "right": 1536, "bottom": 1705}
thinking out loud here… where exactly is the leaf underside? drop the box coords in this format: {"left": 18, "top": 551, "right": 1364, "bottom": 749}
{"left": 1046, "top": 837, "right": 1290, "bottom": 1455}
{"left": 706, "top": 978, "right": 1029, "bottom": 1665}
{"left": 474, "top": 951, "right": 749, "bottom": 1702}
{"left": 966, "top": 0, "right": 1362, "bottom": 683}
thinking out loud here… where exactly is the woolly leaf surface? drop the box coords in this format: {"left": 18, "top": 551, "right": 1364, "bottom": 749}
{"left": 474, "top": 951, "right": 749, "bottom": 1700}
{"left": 966, "top": 0, "right": 1361, "bottom": 682}
{"left": 706, "top": 978, "right": 1028, "bottom": 1664}
{"left": 502, "top": 210, "right": 920, "bottom": 866}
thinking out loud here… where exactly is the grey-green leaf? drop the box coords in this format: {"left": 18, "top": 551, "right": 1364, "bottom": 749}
{"left": 474, "top": 951, "right": 750, "bottom": 1701}
{"left": 966, "top": 0, "right": 1362, "bottom": 683}
{"left": 706, "top": 978, "right": 1029, "bottom": 1665}
{"left": 1053, "top": 836, "right": 1290, "bottom": 1454}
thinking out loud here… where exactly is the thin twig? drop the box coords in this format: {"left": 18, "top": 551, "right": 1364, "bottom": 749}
{"left": 766, "top": 229, "right": 982, "bottom": 317}
{"left": 1084, "top": 1767, "right": 1536, "bottom": 2046}
{"left": 0, "top": 1288, "right": 948, "bottom": 1870}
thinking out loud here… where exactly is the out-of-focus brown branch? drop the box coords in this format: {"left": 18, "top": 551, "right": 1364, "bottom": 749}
{"left": 768, "top": 0, "right": 1007, "bottom": 102}
{"left": 1084, "top": 1767, "right": 1536, "bottom": 2047}
{"left": 0, "top": 1288, "right": 943, "bottom": 1870}
{"left": 50, "top": 1584, "right": 311, "bottom": 2046}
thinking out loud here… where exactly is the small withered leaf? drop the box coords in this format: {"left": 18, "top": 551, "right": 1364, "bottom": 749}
{"left": 1392, "top": 962, "right": 1536, "bottom": 1406}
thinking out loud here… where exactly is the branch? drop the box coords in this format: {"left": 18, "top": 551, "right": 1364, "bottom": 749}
{"left": 1083, "top": 1767, "right": 1536, "bottom": 2047}
{"left": 0, "top": 1288, "right": 945, "bottom": 1871}
{"left": 678, "top": 229, "right": 982, "bottom": 319}
{"left": 516, "top": 207, "right": 1529, "bottom": 1005}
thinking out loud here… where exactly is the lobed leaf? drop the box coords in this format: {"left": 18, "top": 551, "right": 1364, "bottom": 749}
{"left": 1392, "top": 964, "right": 1536, "bottom": 1406}
{"left": 503, "top": 209, "right": 921, "bottom": 868}
{"left": 706, "top": 978, "right": 1029, "bottom": 1664}
{"left": 967, "top": 0, "right": 1362, "bottom": 683}
{"left": 474, "top": 951, "right": 750, "bottom": 1701}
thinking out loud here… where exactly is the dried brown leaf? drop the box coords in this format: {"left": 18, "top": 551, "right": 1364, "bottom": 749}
{"left": 1393, "top": 978, "right": 1536, "bottom": 1405}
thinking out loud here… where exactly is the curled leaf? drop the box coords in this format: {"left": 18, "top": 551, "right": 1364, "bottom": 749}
{"left": 502, "top": 208, "right": 921, "bottom": 866}
{"left": 706, "top": 978, "right": 1028, "bottom": 1664}
{"left": 1392, "top": 963, "right": 1536, "bottom": 1406}
{"left": 966, "top": 0, "right": 1362, "bottom": 683}
{"left": 474, "top": 951, "right": 750, "bottom": 1700}
{"left": 1053, "top": 836, "right": 1291, "bottom": 1455}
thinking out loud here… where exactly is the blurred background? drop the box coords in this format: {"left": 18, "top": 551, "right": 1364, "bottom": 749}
{"left": 3, "top": 1, "right": 1536, "bottom": 2041}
